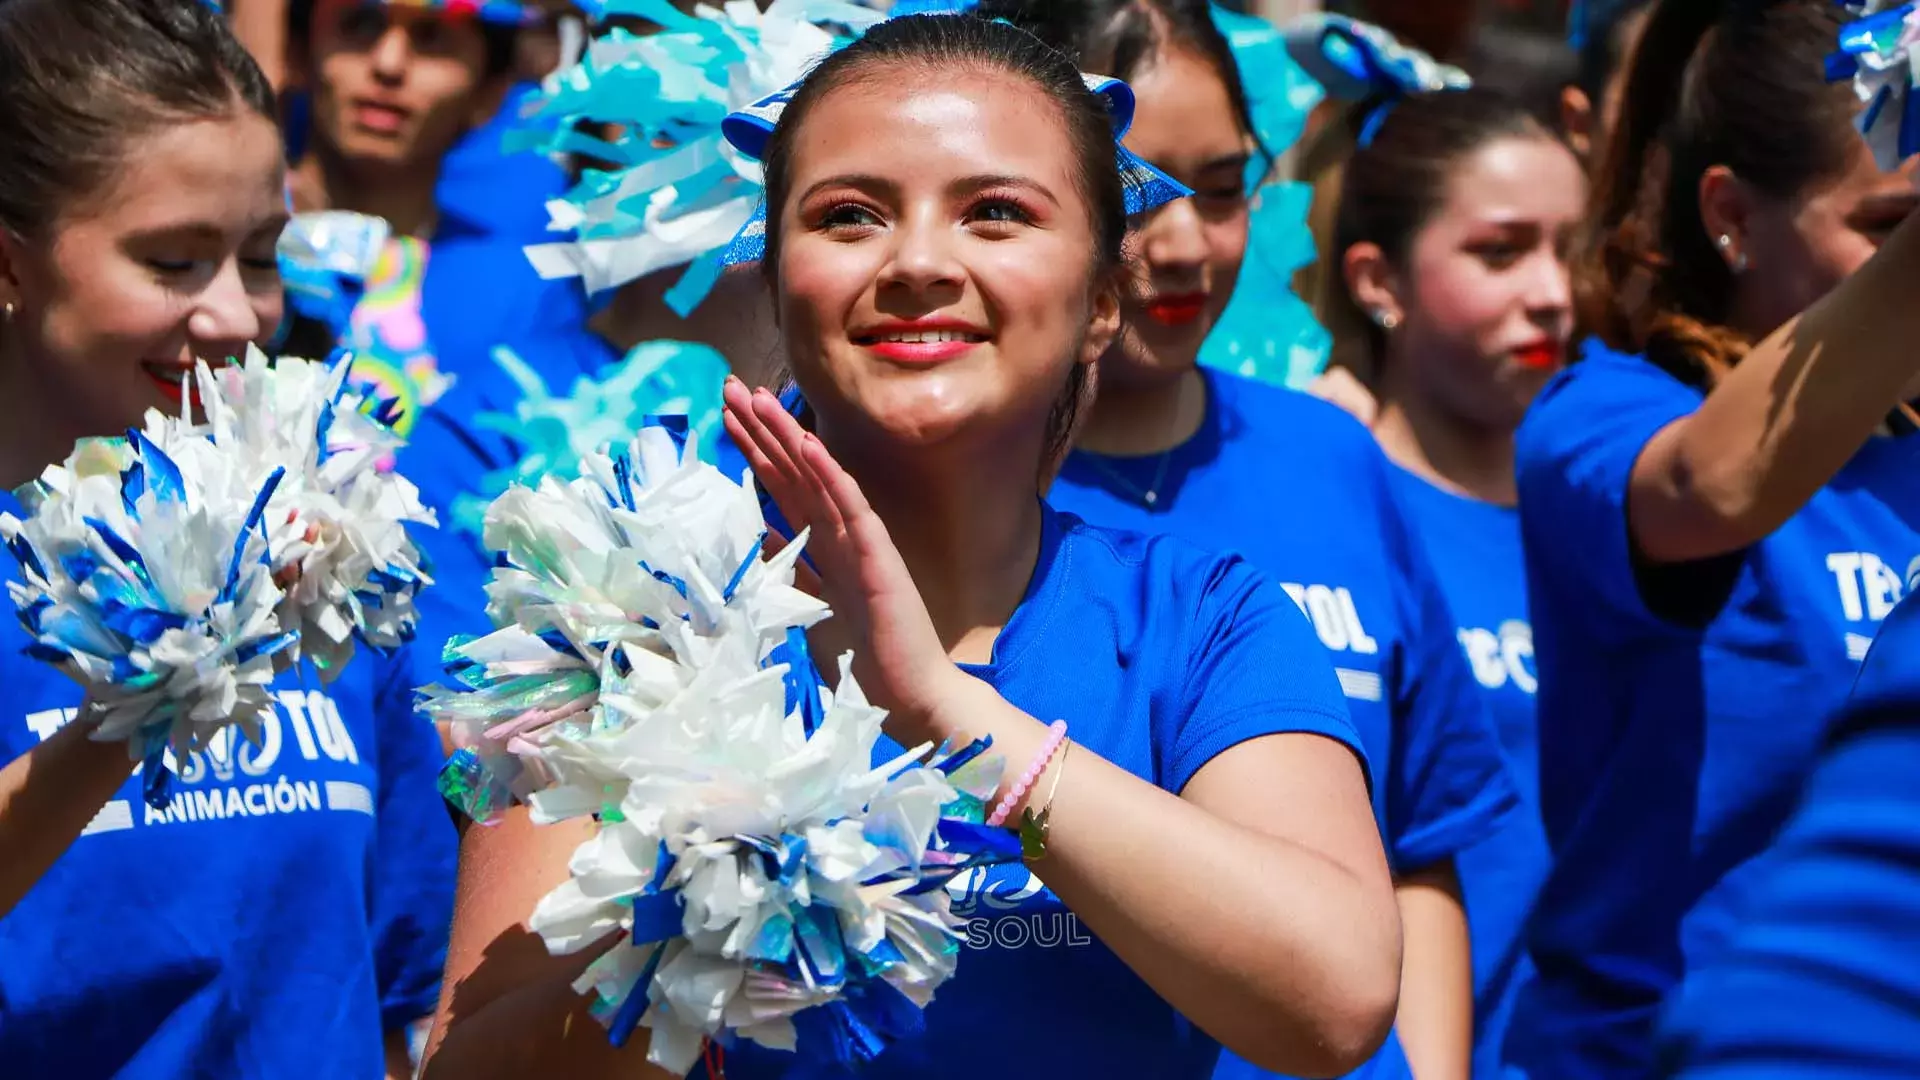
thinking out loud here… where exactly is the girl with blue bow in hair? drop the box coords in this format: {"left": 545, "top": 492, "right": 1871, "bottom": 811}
{"left": 1006, "top": 7, "right": 1520, "bottom": 1078}
{"left": 0, "top": 2, "right": 456, "bottom": 1077}
{"left": 1509, "top": 0, "right": 1920, "bottom": 1076}
{"left": 424, "top": 12, "right": 1402, "bottom": 1079}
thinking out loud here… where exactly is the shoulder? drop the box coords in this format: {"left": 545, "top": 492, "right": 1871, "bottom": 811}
{"left": 1208, "top": 369, "right": 1386, "bottom": 460}
{"left": 1048, "top": 507, "right": 1297, "bottom": 638}
{"left": 1516, "top": 340, "right": 1702, "bottom": 487}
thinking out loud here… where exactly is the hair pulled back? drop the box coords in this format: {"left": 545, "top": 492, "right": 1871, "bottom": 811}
{"left": 759, "top": 13, "right": 1131, "bottom": 475}
{"left": 977, "top": 0, "right": 1268, "bottom": 174}
{"left": 1581, "top": 0, "right": 1853, "bottom": 389}
{"left": 0, "top": 0, "right": 277, "bottom": 240}
{"left": 1327, "top": 86, "right": 1554, "bottom": 380}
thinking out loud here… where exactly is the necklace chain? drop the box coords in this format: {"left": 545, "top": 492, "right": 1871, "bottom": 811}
{"left": 1075, "top": 371, "right": 1195, "bottom": 510}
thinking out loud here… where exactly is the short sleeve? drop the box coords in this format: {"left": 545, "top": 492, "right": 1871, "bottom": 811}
{"left": 365, "top": 647, "right": 459, "bottom": 1031}
{"left": 1169, "top": 555, "right": 1368, "bottom": 794}
{"left": 1655, "top": 598, "right": 1920, "bottom": 1079}
{"left": 1377, "top": 474, "right": 1522, "bottom": 872}
{"left": 1515, "top": 353, "right": 1707, "bottom": 640}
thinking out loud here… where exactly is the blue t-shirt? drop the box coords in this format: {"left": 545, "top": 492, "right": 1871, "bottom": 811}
{"left": 0, "top": 498, "right": 458, "bottom": 1078}
{"left": 1655, "top": 589, "right": 1920, "bottom": 1079}
{"left": 1388, "top": 467, "right": 1551, "bottom": 1080}
{"left": 1049, "top": 369, "right": 1520, "bottom": 1080}
{"left": 1508, "top": 343, "right": 1920, "bottom": 1080}
{"left": 716, "top": 503, "right": 1368, "bottom": 1079}
{"left": 435, "top": 82, "right": 573, "bottom": 247}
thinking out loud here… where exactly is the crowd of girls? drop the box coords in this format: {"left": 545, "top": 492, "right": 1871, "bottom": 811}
{"left": 3, "top": 0, "right": 1920, "bottom": 1078}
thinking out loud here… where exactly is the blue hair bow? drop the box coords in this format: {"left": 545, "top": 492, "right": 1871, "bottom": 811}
{"left": 1827, "top": 1, "right": 1920, "bottom": 171}
{"left": 1283, "top": 14, "right": 1471, "bottom": 148}
{"left": 719, "top": 67, "right": 1194, "bottom": 266}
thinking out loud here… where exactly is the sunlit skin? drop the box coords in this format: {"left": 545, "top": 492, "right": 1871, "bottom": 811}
{"left": 1360, "top": 136, "right": 1586, "bottom": 436}
{"left": 1103, "top": 45, "right": 1253, "bottom": 392}
{"left": 0, "top": 110, "right": 287, "bottom": 487}
{"left": 773, "top": 70, "right": 1117, "bottom": 478}
{"left": 301, "top": 0, "right": 497, "bottom": 175}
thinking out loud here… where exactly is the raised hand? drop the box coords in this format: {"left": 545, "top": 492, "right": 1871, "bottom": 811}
{"left": 721, "top": 377, "right": 969, "bottom": 743}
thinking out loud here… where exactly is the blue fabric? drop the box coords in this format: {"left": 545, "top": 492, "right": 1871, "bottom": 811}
{"left": 435, "top": 81, "right": 572, "bottom": 246}
{"left": 1655, "top": 589, "right": 1920, "bottom": 1079}
{"left": 1388, "top": 467, "right": 1550, "bottom": 1080}
{"left": 1507, "top": 341, "right": 1920, "bottom": 1080}
{"left": 0, "top": 503, "right": 457, "bottom": 1078}
{"left": 1048, "top": 369, "right": 1521, "bottom": 1080}
{"left": 403, "top": 324, "right": 621, "bottom": 664}
{"left": 706, "top": 500, "right": 1368, "bottom": 1078}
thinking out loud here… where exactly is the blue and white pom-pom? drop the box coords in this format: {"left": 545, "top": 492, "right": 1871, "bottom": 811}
{"left": 197, "top": 349, "right": 436, "bottom": 674}
{"left": 1828, "top": 1, "right": 1920, "bottom": 172}
{"left": 421, "top": 421, "right": 1014, "bottom": 1075}
{"left": 1, "top": 349, "right": 435, "bottom": 805}
{"left": 515, "top": 0, "right": 885, "bottom": 311}
{"left": 449, "top": 341, "right": 729, "bottom": 537}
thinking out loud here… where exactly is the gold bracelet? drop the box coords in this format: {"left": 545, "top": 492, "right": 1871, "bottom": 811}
{"left": 1018, "top": 738, "right": 1071, "bottom": 861}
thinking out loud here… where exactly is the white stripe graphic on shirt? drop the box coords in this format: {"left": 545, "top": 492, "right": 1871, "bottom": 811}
{"left": 80, "top": 800, "right": 134, "bottom": 836}
{"left": 1847, "top": 633, "right": 1874, "bottom": 662}
{"left": 325, "top": 780, "right": 375, "bottom": 816}
{"left": 1336, "top": 668, "right": 1384, "bottom": 702}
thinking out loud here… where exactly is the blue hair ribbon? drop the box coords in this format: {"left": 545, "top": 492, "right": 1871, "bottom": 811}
{"left": 1282, "top": 14, "right": 1472, "bottom": 149}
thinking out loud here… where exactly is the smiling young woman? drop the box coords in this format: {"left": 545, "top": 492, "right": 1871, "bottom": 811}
{"left": 0, "top": 4, "right": 456, "bottom": 1077}
{"left": 423, "top": 13, "right": 1401, "bottom": 1080}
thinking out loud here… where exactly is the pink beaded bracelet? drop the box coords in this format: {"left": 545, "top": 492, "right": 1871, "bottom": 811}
{"left": 986, "top": 720, "right": 1069, "bottom": 828}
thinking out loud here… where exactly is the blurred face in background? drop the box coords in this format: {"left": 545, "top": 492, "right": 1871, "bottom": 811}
{"left": 298, "top": 0, "right": 503, "bottom": 174}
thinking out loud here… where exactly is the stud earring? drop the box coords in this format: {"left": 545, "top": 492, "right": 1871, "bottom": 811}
{"left": 1370, "top": 309, "right": 1401, "bottom": 331}
{"left": 1716, "top": 234, "right": 1748, "bottom": 274}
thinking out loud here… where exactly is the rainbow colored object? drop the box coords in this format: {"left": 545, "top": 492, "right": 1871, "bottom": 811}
{"left": 362, "top": 0, "right": 545, "bottom": 27}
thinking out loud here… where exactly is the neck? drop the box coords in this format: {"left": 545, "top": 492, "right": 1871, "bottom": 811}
{"left": 833, "top": 431, "right": 1046, "bottom": 664}
{"left": 1074, "top": 360, "right": 1208, "bottom": 458}
{"left": 0, "top": 338, "right": 87, "bottom": 490}
{"left": 1372, "top": 372, "right": 1518, "bottom": 506}
{"left": 295, "top": 148, "right": 442, "bottom": 238}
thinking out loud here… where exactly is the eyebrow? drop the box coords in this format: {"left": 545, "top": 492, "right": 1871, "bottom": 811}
{"left": 797, "top": 172, "right": 1061, "bottom": 207}
{"left": 1198, "top": 151, "right": 1253, "bottom": 173}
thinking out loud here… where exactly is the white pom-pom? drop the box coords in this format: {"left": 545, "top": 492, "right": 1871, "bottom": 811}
{"left": 422, "top": 422, "right": 1011, "bottom": 1074}
{"left": 190, "top": 348, "right": 437, "bottom": 677}
{"left": 2, "top": 348, "right": 438, "bottom": 804}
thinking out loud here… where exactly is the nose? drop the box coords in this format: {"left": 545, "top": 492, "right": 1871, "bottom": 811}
{"left": 1526, "top": 248, "right": 1574, "bottom": 328}
{"left": 369, "top": 25, "right": 410, "bottom": 82}
{"left": 1138, "top": 199, "right": 1209, "bottom": 279}
{"left": 878, "top": 207, "right": 965, "bottom": 297}
{"left": 186, "top": 261, "right": 267, "bottom": 361}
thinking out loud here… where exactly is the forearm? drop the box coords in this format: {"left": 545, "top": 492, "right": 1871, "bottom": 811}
{"left": 917, "top": 682, "right": 1400, "bottom": 1076}
{"left": 425, "top": 812, "right": 674, "bottom": 1080}
{"left": 1392, "top": 863, "right": 1473, "bottom": 1080}
{"left": 1634, "top": 209, "right": 1920, "bottom": 563}
{"left": 0, "top": 717, "right": 133, "bottom": 918}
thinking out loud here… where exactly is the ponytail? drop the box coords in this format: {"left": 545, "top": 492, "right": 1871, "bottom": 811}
{"left": 1578, "top": 0, "right": 1854, "bottom": 389}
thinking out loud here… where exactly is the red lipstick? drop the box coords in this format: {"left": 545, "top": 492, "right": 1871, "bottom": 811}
{"left": 853, "top": 317, "right": 990, "bottom": 367}
{"left": 1144, "top": 292, "right": 1209, "bottom": 328}
{"left": 1514, "top": 340, "right": 1564, "bottom": 371}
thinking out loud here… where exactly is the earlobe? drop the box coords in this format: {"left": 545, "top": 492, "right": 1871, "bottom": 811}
{"left": 1698, "top": 165, "right": 1753, "bottom": 273}
{"left": 1342, "top": 242, "right": 1402, "bottom": 329}
{"left": 1081, "top": 281, "right": 1122, "bottom": 365}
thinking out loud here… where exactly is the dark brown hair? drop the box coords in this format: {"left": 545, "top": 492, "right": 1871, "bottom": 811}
{"left": 0, "top": 0, "right": 277, "bottom": 239}
{"left": 1580, "top": 0, "right": 1853, "bottom": 389}
{"left": 759, "top": 13, "right": 1130, "bottom": 475}
{"left": 977, "top": 0, "right": 1270, "bottom": 177}
{"left": 1328, "top": 86, "right": 1555, "bottom": 382}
